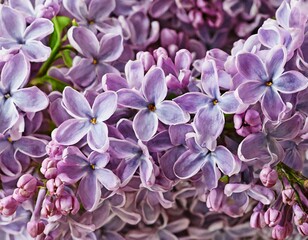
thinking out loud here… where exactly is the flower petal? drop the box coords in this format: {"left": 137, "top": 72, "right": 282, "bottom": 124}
{"left": 102, "top": 73, "right": 128, "bottom": 91}
{"left": 142, "top": 67, "right": 167, "bottom": 104}
{"left": 133, "top": 109, "right": 158, "bottom": 141}
{"left": 212, "top": 146, "right": 236, "bottom": 176}
{"left": 23, "top": 18, "right": 54, "bottom": 41}
{"left": 68, "top": 27, "right": 99, "bottom": 58}
{"left": 266, "top": 46, "right": 287, "bottom": 80}
{"left": 117, "top": 156, "right": 140, "bottom": 186}
{"left": 194, "top": 105, "right": 224, "bottom": 150}
{"left": 14, "top": 136, "right": 46, "bottom": 157}
{"left": 274, "top": 71, "right": 308, "bottom": 93}
{"left": 201, "top": 60, "right": 220, "bottom": 98}
{"left": 156, "top": 100, "right": 189, "bottom": 125}
{"left": 1, "top": 6, "right": 25, "bottom": 39}
{"left": 0, "top": 99, "right": 19, "bottom": 133}
{"left": 125, "top": 60, "right": 144, "bottom": 90}
{"left": 67, "top": 58, "right": 96, "bottom": 88}
{"left": 12, "top": 87, "right": 48, "bottom": 112}
{"left": 109, "top": 138, "right": 140, "bottom": 159}
{"left": 174, "top": 151, "right": 206, "bottom": 179}
{"left": 201, "top": 157, "right": 221, "bottom": 190}
{"left": 95, "top": 169, "right": 120, "bottom": 190}
{"left": 238, "top": 132, "right": 270, "bottom": 162}
{"left": 62, "top": 87, "right": 92, "bottom": 119}
{"left": 236, "top": 52, "right": 268, "bottom": 81}
{"left": 55, "top": 119, "right": 90, "bottom": 145}
{"left": 174, "top": 93, "right": 211, "bottom": 113}
{"left": 218, "top": 91, "right": 239, "bottom": 114}
{"left": 62, "top": 0, "right": 86, "bottom": 20}
{"left": 1, "top": 53, "right": 29, "bottom": 92}
{"left": 117, "top": 89, "right": 147, "bottom": 109}
{"left": 21, "top": 40, "right": 51, "bottom": 62}
{"left": 88, "top": 0, "right": 115, "bottom": 22}
{"left": 78, "top": 174, "right": 100, "bottom": 211}
{"left": 99, "top": 34, "right": 123, "bottom": 62}
{"left": 87, "top": 122, "right": 109, "bottom": 152}
{"left": 236, "top": 81, "right": 266, "bottom": 104}
{"left": 93, "top": 91, "right": 117, "bottom": 121}
{"left": 261, "top": 88, "right": 285, "bottom": 121}
{"left": 140, "top": 157, "right": 154, "bottom": 187}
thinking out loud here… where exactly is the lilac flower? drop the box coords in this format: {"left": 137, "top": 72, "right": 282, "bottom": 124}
{"left": 109, "top": 120, "right": 155, "bottom": 188}
{"left": 0, "top": 53, "right": 49, "bottom": 133}
{"left": 236, "top": 45, "right": 308, "bottom": 121}
{"left": 117, "top": 67, "right": 189, "bottom": 141}
{"left": 0, "top": 132, "right": 47, "bottom": 178}
{"left": 238, "top": 114, "right": 303, "bottom": 167}
{"left": 174, "top": 134, "right": 237, "bottom": 190}
{"left": 54, "top": 87, "right": 117, "bottom": 152}
{"left": 0, "top": 6, "right": 54, "bottom": 62}
{"left": 63, "top": 0, "right": 117, "bottom": 33}
{"left": 9, "top": 0, "right": 60, "bottom": 22}
{"left": 67, "top": 26, "right": 123, "bottom": 88}
{"left": 175, "top": 59, "right": 239, "bottom": 150}
{"left": 58, "top": 147, "right": 120, "bottom": 211}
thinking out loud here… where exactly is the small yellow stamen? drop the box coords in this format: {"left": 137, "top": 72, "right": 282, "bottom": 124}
{"left": 7, "top": 137, "right": 12, "bottom": 143}
{"left": 213, "top": 99, "right": 218, "bottom": 105}
{"left": 4, "top": 94, "right": 10, "bottom": 99}
{"left": 90, "top": 164, "right": 95, "bottom": 170}
{"left": 147, "top": 104, "right": 156, "bottom": 112}
{"left": 88, "top": 20, "right": 95, "bottom": 25}
{"left": 90, "top": 118, "right": 97, "bottom": 124}
{"left": 265, "top": 81, "right": 273, "bottom": 86}
{"left": 92, "top": 59, "right": 97, "bottom": 65}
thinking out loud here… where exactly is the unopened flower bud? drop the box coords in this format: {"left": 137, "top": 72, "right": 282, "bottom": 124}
{"left": 55, "top": 188, "right": 80, "bottom": 215}
{"left": 282, "top": 188, "right": 296, "bottom": 205}
{"left": 13, "top": 174, "right": 37, "bottom": 202}
{"left": 27, "top": 220, "right": 45, "bottom": 238}
{"left": 272, "top": 223, "right": 293, "bottom": 240}
{"left": 264, "top": 208, "right": 282, "bottom": 227}
{"left": 293, "top": 204, "right": 307, "bottom": 225}
{"left": 41, "top": 158, "right": 58, "bottom": 179}
{"left": 298, "top": 222, "right": 308, "bottom": 236}
{"left": 260, "top": 167, "right": 278, "bottom": 188}
{"left": 250, "top": 210, "right": 266, "bottom": 228}
{"left": 0, "top": 196, "right": 19, "bottom": 216}
{"left": 234, "top": 109, "right": 262, "bottom": 137}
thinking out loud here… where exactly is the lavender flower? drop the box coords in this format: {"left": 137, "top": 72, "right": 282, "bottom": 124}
{"left": 0, "top": 6, "right": 54, "bottom": 62}
{"left": 54, "top": 87, "right": 117, "bottom": 152}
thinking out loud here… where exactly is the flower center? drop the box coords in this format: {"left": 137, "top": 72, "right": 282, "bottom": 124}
{"left": 7, "top": 137, "right": 12, "bottom": 143}
{"left": 4, "top": 93, "right": 10, "bottom": 99}
{"left": 90, "top": 164, "right": 95, "bottom": 170}
{"left": 265, "top": 81, "right": 273, "bottom": 87}
{"left": 92, "top": 58, "right": 98, "bottom": 65}
{"left": 90, "top": 118, "right": 97, "bottom": 124}
{"left": 147, "top": 104, "right": 156, "bottom": 112}
{"left": 213, "top": 99, "right": 218, "bottom": 105}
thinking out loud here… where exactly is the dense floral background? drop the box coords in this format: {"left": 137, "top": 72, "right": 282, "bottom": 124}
{"left": 0, "top": 0, "right": 308, "bottom": 239}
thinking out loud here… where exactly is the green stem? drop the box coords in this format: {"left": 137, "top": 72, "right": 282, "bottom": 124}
{"left": 36, "top": 17, "right": 62, "bottom": 78}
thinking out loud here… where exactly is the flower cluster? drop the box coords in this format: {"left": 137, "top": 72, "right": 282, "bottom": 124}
{"left": 0, "top": 0, "right": 307, "bottom": 240}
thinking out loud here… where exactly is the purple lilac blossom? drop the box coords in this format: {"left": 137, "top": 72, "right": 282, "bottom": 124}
{"left": 0, "top": 1, "right": 307, "bottom": 239}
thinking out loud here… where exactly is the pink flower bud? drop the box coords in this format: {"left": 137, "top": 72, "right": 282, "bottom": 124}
{"left": 260, "top": 167, "right": 278, "bottom": 188}
{"left": 293, "top": 204, "right": 307, "bottom": 226}
{"left": 234, "top": 109, "right": 262, "bottom": 137}
{"left": 272, "top": 223, "right": 293, "bottom": 240}
{"left": 264, "top": 208, "right": 282, "bottom": 227}
{"left": 13, "top": 174, "right": 37, "bottom": 202}
{"left": 46, "top": 177, "right": 62, "bottom": 195}
{"left": 55, "top": 188, "right": 80, "bottom": 215}
{"left": 0, "top": 196, "right": 19, "bottom": 216}
{"left": 40, "top": 158, "right": 58, "bottom": 179}
{"left": 46, "top": 140, "right": 64, "bottom": 160}
{"left": 250, "top": 210, "right": 266, "bottom": 228}
{"left": 298, "top": 222, "right": 308, "bottom": 236}
{"left": 27, "top": 220, "right": 45, "bottom": 238}
{"left": 282, "top": 188, "right": 296, "bottom": 205}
